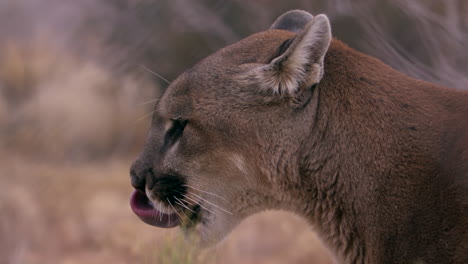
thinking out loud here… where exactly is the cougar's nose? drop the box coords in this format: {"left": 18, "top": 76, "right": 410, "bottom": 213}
{"left": 130, "top": 159, "right": 154, "bottom": 192}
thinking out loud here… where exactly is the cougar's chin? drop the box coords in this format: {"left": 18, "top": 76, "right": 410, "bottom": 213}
{"left": 187, "top": 210, "right": 244, "bottom": 248}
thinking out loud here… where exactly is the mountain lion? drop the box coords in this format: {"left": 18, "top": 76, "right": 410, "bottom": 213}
{"left": 130, "top": 10, "right": 467, "bottom": 263}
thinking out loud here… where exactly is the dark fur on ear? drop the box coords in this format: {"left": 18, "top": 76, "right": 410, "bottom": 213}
{"left": 270, "top": 10, "right": 314, "bottom": 33}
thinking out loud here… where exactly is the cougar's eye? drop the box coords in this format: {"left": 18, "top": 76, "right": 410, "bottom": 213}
{"left": 164, "top": 119, "right": 187, "bottom": 146}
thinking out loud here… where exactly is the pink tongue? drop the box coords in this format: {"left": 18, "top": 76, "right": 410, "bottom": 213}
{"left": 130, "top": 190, "right": 180, "bottom": 228}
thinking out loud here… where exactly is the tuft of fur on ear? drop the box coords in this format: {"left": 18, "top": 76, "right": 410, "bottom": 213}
{"left": 254, "top": 14, "right": 332, "bottom": 96}
{"left": 270, "top": 10, "right": 314, "bottom": 34}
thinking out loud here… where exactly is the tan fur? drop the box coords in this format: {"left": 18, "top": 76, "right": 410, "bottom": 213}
{"left": 130, "top": 11, "right": 467, "bottom": 263}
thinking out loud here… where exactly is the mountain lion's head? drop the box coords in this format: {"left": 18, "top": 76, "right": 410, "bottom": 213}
{"left": 130, "top": 10, "right": 331, "bottom": 245}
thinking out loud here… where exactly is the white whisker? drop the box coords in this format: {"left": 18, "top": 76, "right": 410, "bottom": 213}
{"left": 181, "top": 196, "right": 195, "bottom": 206}
{"left": 183, "top": 195, "right": 217, "bottom": 216}
{"left": 174, "top": 197, "right": 195, "bottom": 213}
{"left": 137, "top": 98, "right": 160, "bottom": 106}
{"left": 167, "top": 198, "right": 181, "bottom": 223}
{"left": 159, "top": 202, "right": 163, "bottom": 221}
{"left": 136, "top": 102, "right": 165, "bottom": 121}
{"left": 140, "top": 64, "right": 171, "bottom": 85}
{"left": 174, "top": 200, "right": 194, "bottom": 225}
{"left": 188, "top": 193, "right": 233, "bottom": 215}
{"left": 136, "top": 109, "right": 157, "bottom": 121}
{"left": 151, "top": 203, "right": 158, "bottom": 220}
{"left": 183, "top": 184, "right": 231, "bottom": 203}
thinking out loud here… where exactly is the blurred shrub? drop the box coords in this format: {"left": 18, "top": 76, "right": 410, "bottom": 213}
{"left": 0, "top": 37, "right": 158, "bottom": 161}
{"left": 97, "top": 0, "right": 467, "bottom": 89}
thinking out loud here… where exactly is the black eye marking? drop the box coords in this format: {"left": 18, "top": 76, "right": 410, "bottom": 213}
{"left": 161, "top": 119, "right": 187, "bottom": 152}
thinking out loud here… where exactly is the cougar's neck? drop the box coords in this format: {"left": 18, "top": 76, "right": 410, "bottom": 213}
{"left": 291, "top": 39, "right": 431, "bottom": 263}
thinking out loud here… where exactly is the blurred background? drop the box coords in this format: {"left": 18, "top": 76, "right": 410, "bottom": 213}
{"left": 0, "top": 0, "right": 466, "bottom": 263}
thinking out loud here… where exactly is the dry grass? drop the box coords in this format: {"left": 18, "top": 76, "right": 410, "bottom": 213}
{"left": 0, "top": 155, "right": 332, "bottom": 264}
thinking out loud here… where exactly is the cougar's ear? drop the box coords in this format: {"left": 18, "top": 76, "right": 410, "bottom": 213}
{"left": 259, "top": 14, "right": 332, "bottom": 95}
{"left": 270, "top": 10, "right": 314, "bottom": 33}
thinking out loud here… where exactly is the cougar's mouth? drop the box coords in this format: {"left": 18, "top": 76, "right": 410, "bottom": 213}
{"left": 130, "top": 190, "right": 181, "bottom": 228}
{"left": 130, "top": 189, "right": 202, "bottom": 229}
